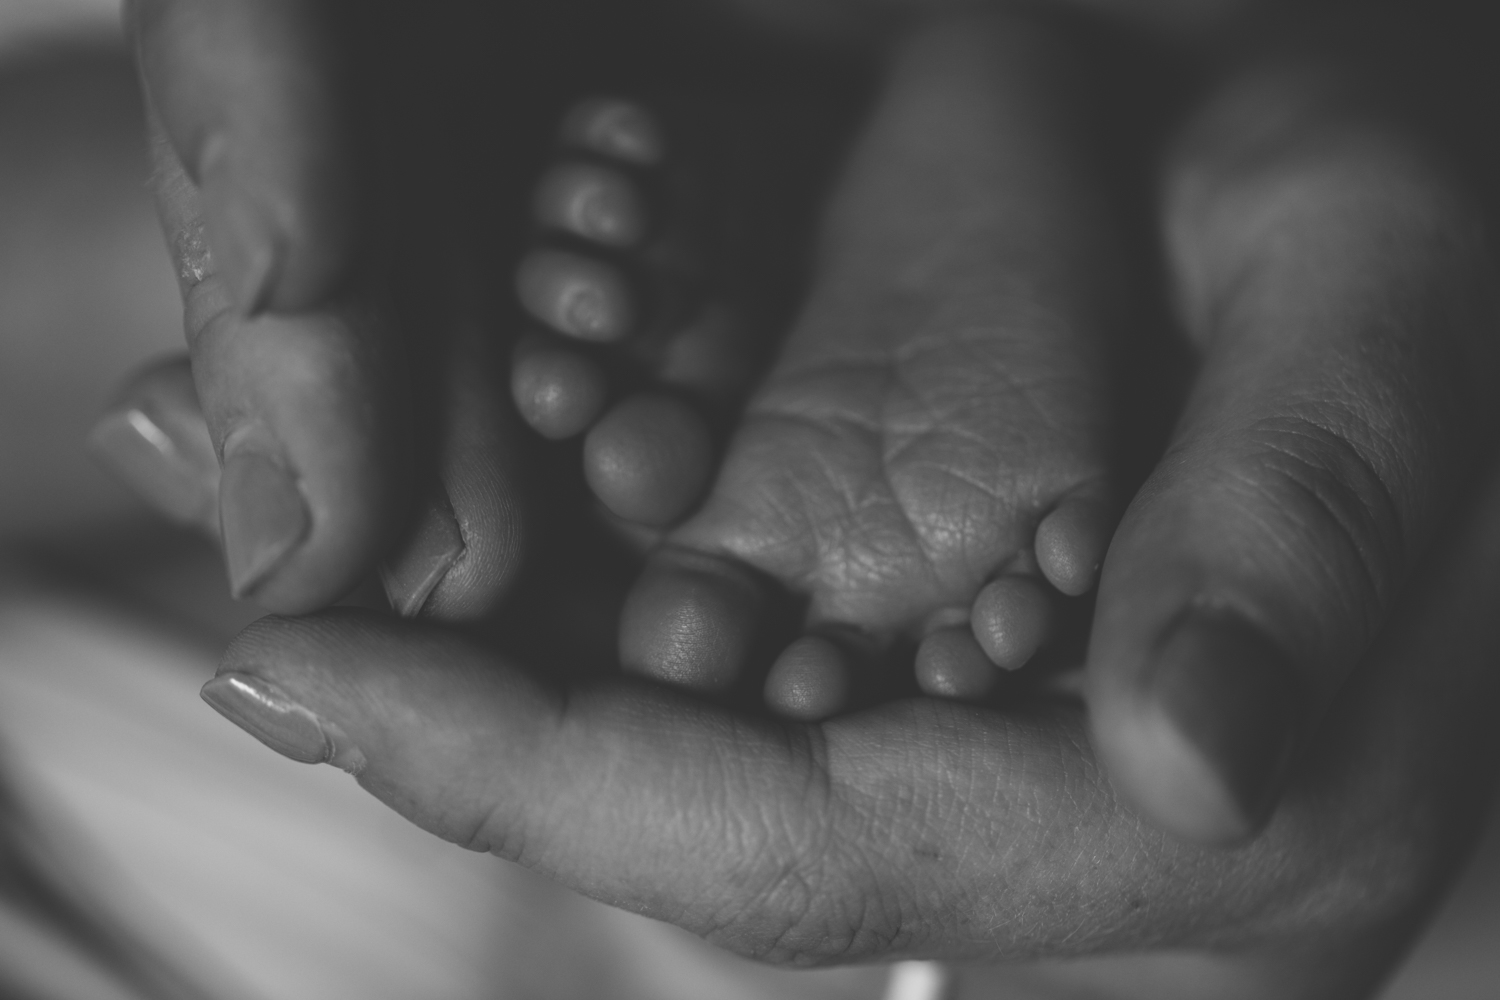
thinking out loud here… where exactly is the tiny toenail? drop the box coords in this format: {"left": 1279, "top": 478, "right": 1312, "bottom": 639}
{"left": 561, "top": 98, "right": 664, "bottom": 166}
{"left": 536, "top": 163, "right": 646, "bottom": 247}
{"left": 517, "top": 250, "right": 632, "bottom": 343}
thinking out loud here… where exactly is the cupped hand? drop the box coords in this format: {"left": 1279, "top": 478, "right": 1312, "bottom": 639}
{"left": 203, "top": 434, "right": 1500, "bottom": 1000}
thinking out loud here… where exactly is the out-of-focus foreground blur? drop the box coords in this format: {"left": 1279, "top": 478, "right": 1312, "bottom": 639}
{"left": 0, "top": 6, "right": 1495, "bottom": 999}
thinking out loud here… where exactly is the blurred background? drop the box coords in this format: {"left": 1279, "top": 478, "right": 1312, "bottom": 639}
{"left": 0, "top": 3, "right": 1495, "bottom": 998}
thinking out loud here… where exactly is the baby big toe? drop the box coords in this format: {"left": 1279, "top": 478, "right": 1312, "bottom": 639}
{"left": 619, "top": 548, "right": 764, "bottom": 692}
{"left": 584, "top": 393, "right": 713, "bottom": 526}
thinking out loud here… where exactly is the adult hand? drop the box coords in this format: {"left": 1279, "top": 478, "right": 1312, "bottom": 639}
{"left": 108, "top": 7, "right": 1500, "bottom": 995}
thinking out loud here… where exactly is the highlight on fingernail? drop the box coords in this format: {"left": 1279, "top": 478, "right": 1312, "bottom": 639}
{"left": 90, "top": 404, "right": 220, "bottom": 532}
{"left": 380, "top": 491, "right": 466, "bottom": 618}
{"left": 218, "top": 429, "right": 310, "bottom": 600}
{"left": 201, "top": 671, "right": 365, "bottom": 773}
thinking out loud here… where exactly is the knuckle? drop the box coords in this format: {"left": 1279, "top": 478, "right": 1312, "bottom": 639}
{"left": 1235, "top": 412, "right": 1409, "bottom": 612}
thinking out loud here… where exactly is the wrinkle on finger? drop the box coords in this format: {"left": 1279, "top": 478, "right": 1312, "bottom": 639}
{"left": 130, "top": 0, "right": 362, "bottom": 313}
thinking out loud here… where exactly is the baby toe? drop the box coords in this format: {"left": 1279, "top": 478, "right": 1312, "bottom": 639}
{"left": 915, "top": 626, "right": 997, "bottom": 700}
{"left": 510, "top": 334, "right": 609, "bottom": 440}
{"left": 970, "top": 575, "right": 1054, "bottom": 671}
{"left": 516, "top": 248, "right": 634, "bottom": 343}
{"left": 619, "top": 548, "right": 764, "bottom": 691}
{"left": 584, "top": 393, "right": 713, "bottom": 526}
{"left": 1035, "top": 492, "right": 1114, "bottom": 597}
{"left": 561, "top": 97, "right": 665, "bottom": 167}
{"left": 534, "top": 161, "right": 649, "bottom": 249}
{"left": 763, "top": 635, "right": 853, "bottom": 722}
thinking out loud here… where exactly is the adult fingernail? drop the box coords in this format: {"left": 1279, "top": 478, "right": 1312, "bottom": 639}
{"left": 89, "top": 405, "right": 219, "bottom": 532}
{"left": 379, "top": 492, "right": 465, "bottom": 618}
{"left": 219, "top": 430, "right": 310, "bottom": 600}
{"left": 201, "top": 672, "right": 365, "bottom": 773}
{"left": 199, "top": 137, "right": 281, "bottom": 316}
{"left": 1145, "top": 611, "right": 1302, "bottom": 844}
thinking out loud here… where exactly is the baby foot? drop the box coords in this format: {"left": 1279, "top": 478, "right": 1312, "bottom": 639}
{"left": 512, "top": 96, "right": 801, "bottom": 529}
{"left": 618, "top": 15, "right": 1122, "bottom": 716}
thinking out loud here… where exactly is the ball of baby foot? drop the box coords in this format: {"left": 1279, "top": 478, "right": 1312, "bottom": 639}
{"left": 584, "top": 394, "right": 713, "bottom": 526}
{"left": 764, "top": 635, "right": 852, "bottom": 721}
{"left": 915, "top": 627, "right": 996, "bottom": 700}
{"left": 511, "top": 342, "right": 608, "bottom": 439}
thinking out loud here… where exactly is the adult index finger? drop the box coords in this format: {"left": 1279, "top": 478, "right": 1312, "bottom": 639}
{"left": 147, "top": 116, "right": 411, "bottom": 613}
{"left": 127, "top": 0, "right": 363, "bottom": 315}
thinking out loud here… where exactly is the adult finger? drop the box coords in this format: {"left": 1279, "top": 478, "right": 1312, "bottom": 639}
{"left": 143, "top": 121, "right": 410, "bottom": 613}
{"left": 1087, "top": 54, "right": 1499, "bottom": 845}
{"left": 89, "top": 325, "right": 527, "bottom": 621}
{"left": 126, "top": 0, "right": 361, "bottom": 314}
{"left": 378, "top": 308, "right": 529, "bottom": 621}
{"left": 199, "top": 463, "right": 1500, "bottom": 989}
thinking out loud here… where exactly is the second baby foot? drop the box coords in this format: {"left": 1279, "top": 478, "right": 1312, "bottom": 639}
{"left": 512, "top": 92, "right": 831, "bottom": 529}
{"left": 619, "top": 13, "right": 1123, "bottom": 715}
